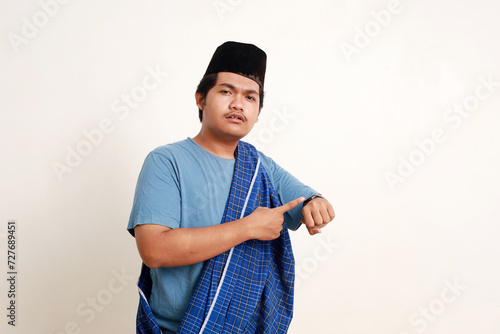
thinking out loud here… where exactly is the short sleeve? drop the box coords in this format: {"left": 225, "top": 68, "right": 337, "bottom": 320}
{"left": 127, "top": 151, "right": 182, "bottom": 236}
{"left": 259, "top": 154, "right": 317, "bottom": 231}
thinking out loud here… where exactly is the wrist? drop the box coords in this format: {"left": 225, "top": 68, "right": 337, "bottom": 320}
{"left": 238, "top": 216, "right": 255, "bottom": 241}
{"left": 303, "top": 194, "right": 323, "bottom": 206}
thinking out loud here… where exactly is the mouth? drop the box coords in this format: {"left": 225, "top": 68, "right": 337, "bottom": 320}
{"left": 225, "top": 113, "right": 245, "bottom": 123}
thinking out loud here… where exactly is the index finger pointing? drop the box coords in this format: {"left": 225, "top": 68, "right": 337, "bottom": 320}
{"left": 278, "top": 197, "right": 305, "bottom": 213}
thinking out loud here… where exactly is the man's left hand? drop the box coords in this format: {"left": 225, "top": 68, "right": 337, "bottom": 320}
{"left": 301, "top": 197, "right": 335, "bottom": 235}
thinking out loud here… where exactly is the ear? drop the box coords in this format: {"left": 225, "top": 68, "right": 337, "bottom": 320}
{"left": 255, "top": 109, "right": 261, "bottom": 123}
{"left": 195, "top": 92, "right": 205, "bottom": 110}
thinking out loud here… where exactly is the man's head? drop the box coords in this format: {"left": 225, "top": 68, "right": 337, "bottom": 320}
{"left": 195, "top": 71, "right": 261, "bottom": 142}
{"left": 196, "top": 41, "right": 267, "bottom": 122}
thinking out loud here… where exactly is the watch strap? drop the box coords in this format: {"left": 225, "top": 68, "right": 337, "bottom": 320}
{"left": 303, "top": 194, "right": 323, "bottom": 206}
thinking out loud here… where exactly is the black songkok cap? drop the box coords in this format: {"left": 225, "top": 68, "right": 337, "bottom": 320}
{"left": 204, "top": 41, "right": 267, "bottom": 88}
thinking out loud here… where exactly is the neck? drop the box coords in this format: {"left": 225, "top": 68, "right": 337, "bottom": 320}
{"left": 192, "top": 131, "right": 239, "bottom": 159}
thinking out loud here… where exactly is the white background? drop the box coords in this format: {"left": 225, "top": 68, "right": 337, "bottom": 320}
{"left": 1, "top": 0, "right": 500, "bottom": 333}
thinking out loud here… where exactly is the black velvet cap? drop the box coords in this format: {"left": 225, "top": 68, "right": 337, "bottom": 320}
{"left": 204, "top": 41, "right": 267, "bottom": 88}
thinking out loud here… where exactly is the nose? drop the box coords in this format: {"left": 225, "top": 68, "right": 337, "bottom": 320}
{"left": 229, "top": 94, "right": 244, "bottom": 111}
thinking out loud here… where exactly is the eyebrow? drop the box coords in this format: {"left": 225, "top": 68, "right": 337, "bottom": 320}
{"left": 218, "top": 83, "right": 259, "bottom": 96}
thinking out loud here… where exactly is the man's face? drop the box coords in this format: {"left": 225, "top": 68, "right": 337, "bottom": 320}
{"left": 196, "top": 72, "right": 260, "bottom": 141}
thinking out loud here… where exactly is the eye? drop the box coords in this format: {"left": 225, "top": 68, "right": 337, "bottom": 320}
{"left": 246, "top": 96, "right": 256, "bottom": 101}
{"left": 221, "top": 90, "right": 230, "bottom": 94}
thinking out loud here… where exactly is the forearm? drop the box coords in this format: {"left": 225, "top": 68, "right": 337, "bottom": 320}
{"left": 137, "top": 219, "right": 251, "bottom": 268}
{"left": 136, "top": 198, "right": 304, "bottom": 268}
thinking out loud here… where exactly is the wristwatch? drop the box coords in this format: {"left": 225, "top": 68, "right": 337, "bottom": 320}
{"left": 303, "top": 194, "right": 323, "bottom": 206}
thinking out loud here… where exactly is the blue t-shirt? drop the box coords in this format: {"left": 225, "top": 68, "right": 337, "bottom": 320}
{"left": 127, "top": 138, "right": 316, "bottom": 333}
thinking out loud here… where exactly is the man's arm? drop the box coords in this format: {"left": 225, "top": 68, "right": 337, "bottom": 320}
{"left": 258, "top": 154, "right": 335, "bottom": 233}
{"left": 135, "top": 197, "right": 305, "bottom": 268}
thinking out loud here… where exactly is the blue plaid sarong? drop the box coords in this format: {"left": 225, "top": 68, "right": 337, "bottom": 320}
{"left": 136, "top": 141, "right": 295, "bottom": 333}
{"left": 137, "top": 263, "right": 162, "bottom": 334}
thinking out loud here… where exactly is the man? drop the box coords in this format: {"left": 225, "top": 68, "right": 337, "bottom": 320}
{"left": 128, "top": 41, "right": 335, "bottom": 334}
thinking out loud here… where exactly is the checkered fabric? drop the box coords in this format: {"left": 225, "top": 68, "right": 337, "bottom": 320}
{"left": 137, "top": 263, "right": 162, "bottom": 334}
{"left": 136, "top": 141, "right": 295, "bottom": 334}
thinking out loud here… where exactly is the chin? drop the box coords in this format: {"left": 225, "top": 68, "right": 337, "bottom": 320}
{"left": 221, "top": 130, "right": 248, "bottom": 141}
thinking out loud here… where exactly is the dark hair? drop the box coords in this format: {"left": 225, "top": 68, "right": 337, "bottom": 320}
{"left": 196, "top": 73, "right": 265, "bottom": 122}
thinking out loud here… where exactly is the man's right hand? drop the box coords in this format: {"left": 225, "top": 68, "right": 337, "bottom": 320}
{"left": 244, "top": 197, "right": 305, "bottom": 241}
